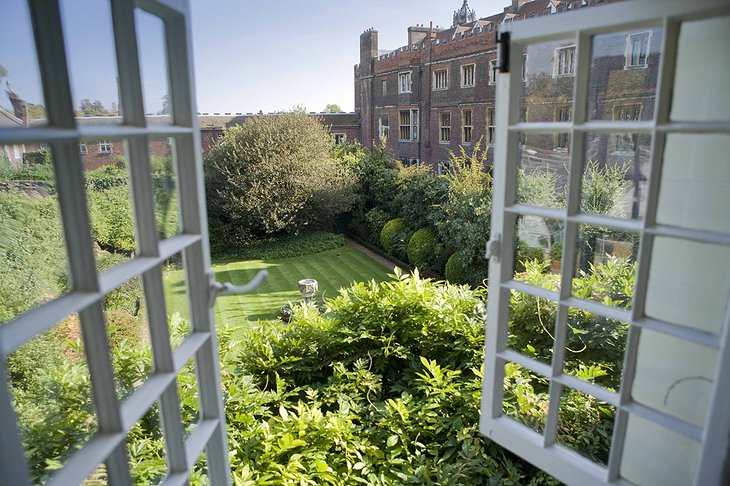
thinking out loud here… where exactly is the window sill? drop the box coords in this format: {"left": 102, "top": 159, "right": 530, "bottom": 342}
{"left": 461, "top": 84, "right": 475, "bottom": 89}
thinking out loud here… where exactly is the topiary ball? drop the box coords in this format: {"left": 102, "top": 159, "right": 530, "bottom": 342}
{"left": 380, "top": 218, "right": 407, "bottom": 253}
{"left": 406, "top": 228, "right": 440, "bottom": 269}
{"left": 445, "top": 252, "right": 467, "bottom": 284}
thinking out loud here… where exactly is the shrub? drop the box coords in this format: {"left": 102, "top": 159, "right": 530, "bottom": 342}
{"left": 515, "top": 240, "right": 545, "bottom": 272}
{"left": 395, "top": 166, "right": 449, "bottom": 230}
{"left": 105, "top": 309, "right": 142, "bottom": 349}
{"left": 380, "top": 218, "right": 407, "bottom": 253}
{"left": 445, "top": 252, "right": 467, "bottom": 284}
{"left": 363, "top": 208, "right": 390, "bottom": 245}
{"left": 212, "top": 231, "right": 344, "bottom": 260}
{"left": 205, "top": 110, "right": 357, "bottom": 240}
{"left": 88, "top": 183, "right": 135, "bottom": 252}
{"left": 549, "top": 242, "right": 563, "bottom": 261}
{"left": 406, "top": 228, "right": 440, "bottom": 269}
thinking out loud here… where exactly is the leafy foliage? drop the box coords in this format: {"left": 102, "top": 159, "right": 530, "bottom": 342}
{"left": 394, "top": 165, "right": 449, "bottom": 231}
{"left": 213, "top": 231, "right": 345, "bottom": 261}
{"left": 380, "top": 218, "right": 407, "bottom": 254}
{"left": 445, "top": 252, "right": 467, "bottom": 284}
{"left": 406, "top": 227, "right": 440, "bottom": 270}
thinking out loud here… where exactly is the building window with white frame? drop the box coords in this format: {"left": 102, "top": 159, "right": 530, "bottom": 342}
{"left": 99, "top": 141, "right": 112, "bottom": 154}
{"left": 625, "top": 31, "right": 651, "bottom": 68}
{"left": 398, "top": 72, "right": 412, "bottom": 93}
{"left": 399, "top": 109, "right": 419, "bottom": 141}
{"left": 461, "top": 64, "right": 475, "bottom": 88}
{"left": 521, "top": 54, "right": 528, "bottom": 81}
{"left": 437, "top": 160, "right": 451, "bottom": 175}
{"left": 381, "top": 79, "right": 387, "bottom": 96}
{"left": 378, "top": 116, "right": 389, "bottom": 141}
{"left": 612, "top": 103, "right": 642, "bottom": 152}
{"left": 555, "top": 45, "right": 576, "bottom": 76}
{"left": 434, "top": 68, "right": 449, "bottom": 90}
{"left": 462, "top": 109, "right": 473, "bottom": 144}
{"left": 333, "top": 133, "right": 346, "bottom": 145}
{"left": 489, "top": 59, "right": 497, "bottom": 85}
{"left": 487, "top": 107, "right": 495, "bottom": 144}
{"left": 79, "top": 143, "right": 87, "bottom": 154}
{"left": 439, "top": 112, "right": 451, "bottom": 144}
{"left": 554, "top": 105, "right": 572, "bottom": 150}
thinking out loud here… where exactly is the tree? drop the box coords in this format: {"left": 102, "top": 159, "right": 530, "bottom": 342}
{"left": 0, "top": 65, "right": 7, "bottom": 82}
{"left": 205, "top": 110, "right": 357, "bottom": 240}
{"left": 26, "top": 103, "right": 46, "bottom": 120}
{"left": 323, "top": 104, "right": 342, "bottom": 113}
{"left": 158, "top": 94, "right": 170, "bottom": 115}
{"left": 79, "top": 99, "right": 110, "bottom": 116}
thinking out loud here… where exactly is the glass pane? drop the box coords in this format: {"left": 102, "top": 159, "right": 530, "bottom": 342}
{"left": 656, "top": 134, "right": 730, "bottom": 234}
{"left": 516, "top": 132, "right": 570, "bottom": 209}
{"left": 150, "top": 136, "right": 179, "bottom": 239}
{"left": 645, "top": 237, "right": 730, "bottom": 335}
{"left": 563, "top": 309, "right": 628, "bottom": 391}
{"left": 0, "top": 0, "right": 47, "bottom": 126}
{"left": 9, "top": 315, "right": 97, "bottom": 483}
{"left": 671, "top": 15, "right": 730, "bottom": 122}
{"left": 127, "top": 410, "right": 167, "bottom": 484}
{"left": 573, "top": 225, "right": 638, "bottom": 309}
{"left": 163, "top": 251, "right": 191, "bottom": 345}
{"left": 587, "top": 27, "right": 662, "bottom": 121}
{"left": 135, "top": 10, "right": 172, "bottom": 124}
{"left": 60, "top": 0, "right": 120, "bottom": 123}
{"left": 514, "top": 214, "right": 564, "bottom": 288}
{"left": 507, "top": 290, "right": 557, "bottom": 364}
{"left": 582, "top": 133, "right": 651, "bottom": 219}
{"left": 521, "top": 39, "right": 576, "bottom": 122}
{"left": 178, "top": 357, "right": 201, "bottom": 438}
{"left": 621, "top": 414, "right": 700, "bottom": 486}
{"left": 502, "top": 361, "right": 549, "bottom": 435}
{"left": 557, "top": 387, "right": 615, "bottom": 465}
{"left": 0, "top": 149, "right": 69, "bottom": 323}
{"left": 84, "top": 139, "right": 138, "bottom": 259}
{"left": 631, "top": 329, "right": 717, "bottom": 429}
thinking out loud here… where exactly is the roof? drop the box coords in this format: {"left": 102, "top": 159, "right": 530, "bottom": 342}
{"left": 0, "top": 108, "right": 25, "bottom": 128}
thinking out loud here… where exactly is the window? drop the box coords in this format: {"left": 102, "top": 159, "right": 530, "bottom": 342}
{"left": 381, "top": 79, "right": 387, "bottom": 95}
{"left": 439, "top": 112, "right": 451, "bottom": 144}
{"left": 99, "top": 140, "right": 112, "bottom": 154}
{"left": 489, "top": 59, "right": 498, "bottom": 85}
{"left": 399, "top": 109, "right": 419, "bottom": 141}
{"left": 613, "top": 103, "right": 642, "bottom": 152}
{"left": 333, "top": 133, "right": 346, "bottom": 145}
{"left": 79, "top": 143, "right": 87, "bottom": 154}
{"left": 398, "top": 72, "right": 412, "bottom": 93}
{"left": 462, "top": 109, "right": 473, "bottom": 144}
{"left": 434, "top": 69, "right": 449, "bottom": 90}
{"left": 461, "top": 64, "right": 475, "bottom": 87}
{"left": 555, "top": 45, "right": 576, "bottom": 76}
{"left": 487, "top": 107, "right": 495, "bottom": 144}
{"left": 554, "top": 105, "right": 572, "bottom": 149}
{"left": 378, "top": 116, "right": 389, "bottom": 141}
{"left": 402, "top": 157, "right": 420, "bottom": 168}
{"left": 626, "top": 31, "right": 651, "bottom": 67}
{"left": 521, "top": 54, "right": 528, "bottom": 81}
{"left": 437, "top": 160, "right": 451, "bottom": 174}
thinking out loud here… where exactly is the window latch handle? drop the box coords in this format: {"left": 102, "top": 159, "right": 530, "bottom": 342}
{"left": 486, "top": 234, "right": 501, "bottom": 261}
{"left": 208, "top": 270, "right": 268, "bottom": 306}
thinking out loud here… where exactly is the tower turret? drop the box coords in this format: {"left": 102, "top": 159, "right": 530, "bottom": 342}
{"left": 453, "top": 0, "right": 476, "bottom": 27}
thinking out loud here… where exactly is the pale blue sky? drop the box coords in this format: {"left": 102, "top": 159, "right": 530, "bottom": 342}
{"left": 0, "top": 0, "right": 505, "bottom": 115}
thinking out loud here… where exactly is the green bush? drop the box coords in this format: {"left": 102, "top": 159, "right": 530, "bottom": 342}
{"left": 88, "top": 183, "right": 135, "bottom": 252}
{"left": 212, "top": 231, "right": 344, "bottom": 260}
{"left": 395, "top": 166, "right": 449, "bottom": 230}
{"left": 515, "top": 240, "right": 545, "bottom": 273}
{"left": 363, "top": 208, "right": 391, "bottom": 245}
{"left": 445, "top": 252, "right": 467, "bottom": 284}
{"left": 105, "top": 309, "right": 142, "bottom": 349}
{"left": 406, "top": 228, "right": 440, "bottom": 269}
{"left": 380, "top": 218, "right": 407, "bottom": 254}
{"left": 96, "top": 252, "right": 142, "bottom": 315}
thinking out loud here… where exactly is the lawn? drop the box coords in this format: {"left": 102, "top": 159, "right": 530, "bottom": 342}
{"left": 163, "top": 244, "right": 390, "bottom": 326}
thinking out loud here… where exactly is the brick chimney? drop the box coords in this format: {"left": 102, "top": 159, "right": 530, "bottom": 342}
{"left": 511, "top": 0, "right": 531, "bottom": 12}
{"left": 6, "top": 83, "right": 29, "bottom": 126}
{"left": 359, "top": 28, "right": 378, "bottom": 76}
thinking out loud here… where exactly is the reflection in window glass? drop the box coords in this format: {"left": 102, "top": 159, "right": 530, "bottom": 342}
{"left": 136, "top": 10, "right": 172, "bottom": 123}
{"left": 503, "top": 361, "right": 549, "bottom": 434}
{"left": 516, "top": 132, "right": 570, "bottom": 209}
{"left": 520, "top": 39, "right": 575, "bottom": 122}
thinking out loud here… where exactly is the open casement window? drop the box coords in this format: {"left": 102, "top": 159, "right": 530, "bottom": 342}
{"left": 481, "top": 1, "right": 730, "bottom": 485}
{"left": 0, "top": 0, "right": 232, "bottom": 484}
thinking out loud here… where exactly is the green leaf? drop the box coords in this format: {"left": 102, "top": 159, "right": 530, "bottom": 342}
{"left": 387, "top": 435, "right": 399, "bottom": 447}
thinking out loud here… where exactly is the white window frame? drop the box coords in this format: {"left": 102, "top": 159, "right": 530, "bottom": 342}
{"left": 0, "top": 1, "right": 232, "bottom": 484}
{"left": 439, "top": 111, "right": 451, "bottom": 144}
{"left": 481, "top": 2, "right": 730, "bottom": 486}
{"left": 437, "top": 160, "right": 451, "bottom": 175}
{"left": 398, "top": 71, "right": 412, "bottom": 93}
{"left": 489, "top": 59, "right": 498, "bottom": 85}
{"left": 399, "top": 108, "right": 419, "bottom": 142}
{"left": 378, "top": 115, "right": 389, "bottom": 141}
{"left": 554, "top": 45, "right": 576, "bottom": 77}
{"left": 461, "top": 63, "right": 476, "bottom": 88}
{"left": 522, "top": 54, "right": 528, "bottom": 81}
{"left": 625, "top": 31, "right": 652, "bottom": 68}
{"left": 99, "top": 140, "right": 113, "bottom": 154}
{"left": 434, "top": 68, "right": 449, "bottom": 90}
{"left": 79, "top": 143, "right": 87, "bottom": 154}
{"left": 462, "top": 108, "right": 473, "bottom": 144}
{"left": 487, "top": 106, "right": 495, "bottom": 145}
{"left": 333, "top": 133, "right": 346, "bottom": 145}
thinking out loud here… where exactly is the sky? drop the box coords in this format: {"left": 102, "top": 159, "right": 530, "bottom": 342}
{"left": 0, "top": 0, "right": 505, "bottom": 116}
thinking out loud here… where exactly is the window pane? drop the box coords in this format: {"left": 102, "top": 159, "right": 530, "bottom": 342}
{"left": 502, "top": 361, "right": 549, "bottom": 434}
{"left": 520, "top": 39, "right": 576, "bottom": 123}
{"left": 645, "top": 237, "right": 730, "bottom": 335}
{"left": 631, "top": 329, "right": 717, "bottom": 429}
{"left": 514, "top": 214, "right": 564, "bottom": 290}
{"left": 60, "top": 0, "right": 121, "bottom": 124}
{"left": 557, "top": 387, "right": 615, "bottom": 465}
{"left": 656, "top": 134, "right": 730, "bottom": 234}
{"left": 671, "top": 15, "right": 730, "bottom": 122}
{"left": 0, "top": 0, "right": 47, "bottom": 127}
{"left": 572, "top": 225, "right": 638, "bottom": 310}
{"left": 587, "top": 27, "right": 662, "bottom": 121}
{"left": 507, "top": 290, "right": 557, "bottom": 364}
{"left": 135, "top": 9, "right": 172, "bottom": 124}
{"left": 582, "top": 133, "right": 651, "bottom": 219}
{"left": 178, "top": 357, "right": 201, "bottom": 438}
{"left": 150, "top": 136, "right": 179, "bottom": 239}
{"left": 163, "top": 251, "right": 191, "bottom": 344}
{"left": 516, "top": 132, "right": 570, "bottom": 209}
{"left": 621, "top": 414, "right": 700, "bottom": 486}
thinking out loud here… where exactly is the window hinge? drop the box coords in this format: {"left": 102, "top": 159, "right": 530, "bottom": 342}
{"left": 496, "top": 31, "right": 510, "bottom": 73}
{"left": 486, "top": 234, "right": 501, "bottom": 262}
{"left": 208, "top": 270, "right": 268, "bottom": 307}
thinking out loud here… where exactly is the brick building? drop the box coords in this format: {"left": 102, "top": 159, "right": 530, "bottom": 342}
{"left": 354, "top": 0, "right": 656, "bottom": 174}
